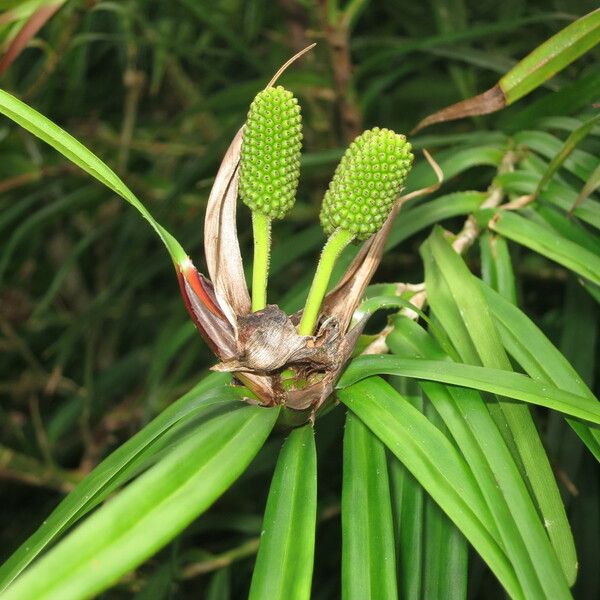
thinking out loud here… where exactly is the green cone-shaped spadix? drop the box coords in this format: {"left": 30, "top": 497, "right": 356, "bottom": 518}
{"left": 320, "top": 127, "right": 413, "bottom": 240}
{"left": 240, "top": 85, "right": 302, "bottom": 220}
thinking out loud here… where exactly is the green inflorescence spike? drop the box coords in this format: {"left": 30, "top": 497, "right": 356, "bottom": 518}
{"left": 240, "top": 85, "right": 302, "bottom": 220}
{"left": 320, "top": 127, "right": 414, "bottom": 240}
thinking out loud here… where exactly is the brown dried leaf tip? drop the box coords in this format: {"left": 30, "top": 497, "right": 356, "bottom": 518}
{"left": 177, "top": 56, "right": 425, "bottom": 416}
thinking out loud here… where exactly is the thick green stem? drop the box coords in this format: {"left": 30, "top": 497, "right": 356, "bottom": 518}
{"left": 298, "top": 228, "right": 354, "bottom": 335}
{"left": 251, "top": 211, "right": 272, "bottom": 311}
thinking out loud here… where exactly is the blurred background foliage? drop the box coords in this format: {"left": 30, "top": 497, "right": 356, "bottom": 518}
{"left": 0, "top": 0, "right": 598, "bottom": 597}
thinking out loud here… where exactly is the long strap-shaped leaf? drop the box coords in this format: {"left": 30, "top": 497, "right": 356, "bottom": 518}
{"left": 339, "top": 377, "right": 523, "bottom": 600}
{"left": 342, "top": 412, "right": 398, "bottom": 600}
{"left": 480, "top": 281, "right": 600, "bottom": 460}
{"left": 490, "top": 210, "right": 600, "bottom": 286}
{"left": 387, "top": 395, "right": 425, "bottom": 600}
{"left": 0, "top": 89, "right": 187, "bottom": 264}
{"left": 249, "top": 425, "right": 317, "bottom": 600}
{"left": 0, "top": 374, "right": 232, "bottom": 591}
{"left": 387, "top": 380, "right": 468, "bottom": 600}
{"left": 421, "top": 402, "right": 468, "bottom": 600}
{"left": 338, "top": 356, "right": 600, "bottom": 425}
{"left": 421, "top": 227, "right": 577, "bottom": 584}
{"left": 387, "top": 317, "right": 569, "bottom": 599}
{"left": 413, "top": 9, "right": 600, "bottom": 131}
{"left": 1, "top": 405, "right": 278, "bottom": 600}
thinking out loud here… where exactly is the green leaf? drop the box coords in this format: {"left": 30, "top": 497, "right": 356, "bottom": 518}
{"left": 494, "top": 171, "right": 600, "bottom": 229}
{"left": 342, "top": 411, "right": 398, "bottom": 600}
{"left": 387, "top": 393, "right": 424, "bottom": 600}
{"left": 513, "top": 122, "right": 600, "bottom": 190}
{"left": 536, "top": 205, "right": 600, "bottom": 257}
{"left": 499, "top": 9, "right": 600, "bottom": 104}
{"left": 339, "top": 377, "right": 523, "bottom": 599}
{"left": 0, "top": 376, "right": 235, "bottom": 591}
{"left": 387, "top": 191, "right": 487, "bottom": 249}
{"left": 387, "top": 318, "right": 571, "bottom": 598}
{"left": 480, "top": 281, "right": 600, "bottom": 460}
{"left": 338, "top": 355, "right": 600, "bottom": 424}
{"left": 249, "top": 425, "right": 317, "bottom": 600}
{"left": 423, "top": 480, "right": 468, "bottom": 600}
{"left": 490, "top": 210, "right": 600, "bottom": 286}
{"left": 420, "top": 398, "right": 468, "bottom": 600}
{"left": 0, "top": 185, "right": 103, "bottom": 284}
{"left": 405, "top": 145, "right": 504, "bottom": 190}
{"left": 571, "top": 161, "right": 600, "bottom": 214}
{"left": 421, "top": 227, "right": 577, "bottom": 585}
{"left": 413, "top": 9, "right": 600, "bottom": 130}
{"left": 1, "top": 405, "right": 278, "bottom": 600}
{"left": 0, "top": 89, "right": 187, "bottom": 264}
{"left": 479, "top": 232, "right": 517, "bottom": 303}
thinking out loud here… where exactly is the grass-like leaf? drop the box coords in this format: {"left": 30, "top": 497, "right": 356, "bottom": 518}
{"left": 338, "top": 355, "right": 600, "bottom": 424}
{"left": 480, "top": 281, "right": 600, "bottom": 459}
{"left": 421, "top": 227, "right": 577, "bottom": 585}
{"left": 0, "top": 376, "right": 236, "bottom": 592}
{"left": 419, "top": 394, "right": 468, "bottom": 600}
{"left": 249, "top": 425, "right": 317, "bottom": 600}
{"left": 414, "top": 8, "right": 600, "bottom": 130}
{"left": 342, "top": 412, "right": 398, "bottom": 600}
{"left": 494, "top": 170, "right": 600, "bottom": 229}
{"left": 387, "top": 317, "right": 571, "bottom": 598}
{"left": 1, "top": 404, "right": 278, "bottom": 600}
{"left": 490, "top": 210, "right": 600, "bottom": 286}
{"left": 339, "top": 377, "right": 522, "bottom": 599}
{"left": 387, "top": 389, "right": 424, "bottom": 600}
{"left": 480, "top": 232, "right": 517, "bottom": 302}
{"left": 0, "top": 89, "right": 187, "bottom": 264}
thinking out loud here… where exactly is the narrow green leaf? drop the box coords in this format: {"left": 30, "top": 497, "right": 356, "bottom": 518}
{"left": 1, "top": 405, "right": 278, "bottom": 600}
{"left": 0, "top": 185, "right": 102, "bottom": 284}
{"left": 405, "top": 145, "right": 504, "bottom": 190}
{"left": 339, "top": 378, "right": 523, "bottom": 600}
{"left": 388, "top": 434, "right": 424, "bottom": 599}
{"left": 0, "top": 377, "right": 237, "bottom": 591}
{"left": 480, "top": 281, "right": 600, "bottom": 460}
{"left": 571, "top": 161, "right": 600, "bottom": 214}
{"left": 0, "top": 89, "right": 187, "bottom": 264}
{"left": 494, "top": 171, "right": 600, "bottom": 229}
{"left": 421, "top": 227, "right": 577, "bottom": 585}
{"left": 480, "top": 232, "right": 517, "bottom": 303}
{"left": 423, "top": 483, "right": 468, "bottom": 600}
{"left": 249, "top": 425, "right": 317, "bottom": 600}
{"left": 424, "top": 498, "right": 467, "bottom": 598}
{"left": 338, "top": 356, "right": 600, "bottom": 424}
{"left": 420, "top": 399, "right": 468, "bottom": 600}
{"left": 514, "top": 122, "right": 600, "bottom": 190}
{"left": 387, "top": 191, "right": 487, "bottom": 249}
{"left": 388, "top": 318, "right": 570, "bottom": 599}
{"left": 536, "top": 205, "right": 600, "bottom": 257}
{"left": 387, "top": 374, "right": 426, "bottom": 600}
{"left": 206, "top": 567, "right": 232, "bottom": 600}
{"left": 413, "top": 9, "right": 600, "bottom": 130}
{"left": 548, "top": 279, "right": 599, "bottom": 477}
{"left": 499, "top": 9, "right": 600, "bottom": 104}
{"left": 342, "top": 412, "right": 398, "bottom": 600}
{"left": 490, "top": 210, "right": 600, "bottom": 286}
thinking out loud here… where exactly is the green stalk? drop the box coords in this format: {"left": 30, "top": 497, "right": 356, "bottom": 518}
{"left": 298, "top": 228, "right": 354, "bottom": 335}
{"left": 251, "top": 211, "right": 272, "bottom": 311}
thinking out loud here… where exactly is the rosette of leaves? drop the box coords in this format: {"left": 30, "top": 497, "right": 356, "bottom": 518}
{"left": 1, "top": 12, "right": 600, "bottom": 600}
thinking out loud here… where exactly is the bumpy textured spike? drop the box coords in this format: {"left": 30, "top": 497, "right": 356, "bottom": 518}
{"left": 320, "top": 127, "right": 414, "bottom": 240}
{"left": 239, "top": 86, "right": 302, "bottom": 220}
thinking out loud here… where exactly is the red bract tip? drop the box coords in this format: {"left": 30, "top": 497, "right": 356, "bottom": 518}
{"left": 177, "top": 259, "right": 237, "bottom": 359}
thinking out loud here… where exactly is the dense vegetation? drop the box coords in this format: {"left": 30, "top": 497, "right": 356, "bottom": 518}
{"left": 0, "top": 1, "right": 598, "bottom": 598}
